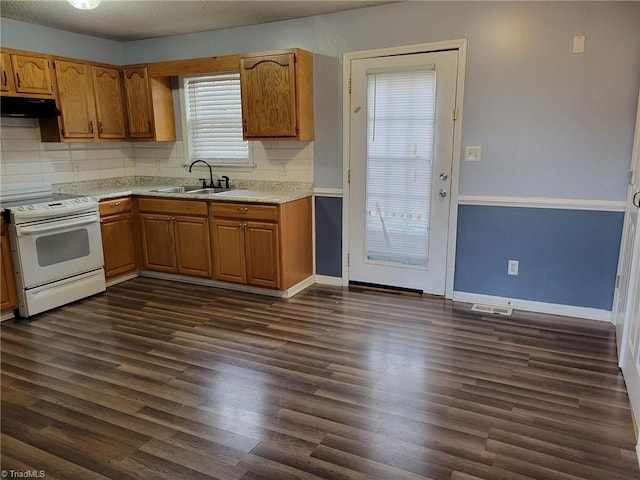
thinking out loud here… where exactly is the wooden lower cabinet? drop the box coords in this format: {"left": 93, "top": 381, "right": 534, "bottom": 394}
{"left": 1, "top": 219, "right": 18, "bottom": 312}
{"left": 210, "top": 197, "right": 312, "bottom": 290}
{"left": 99, "top": 197, "right": 137, "bottom": 279}
{"left": 137, "top": 198, "right": 211, "bottom": 278}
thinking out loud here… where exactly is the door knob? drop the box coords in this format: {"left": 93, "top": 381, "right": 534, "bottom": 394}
{"left": 439, "top": 189, "right": 448, "bottom": 198}
{"left": 633, "top": 191, "right": 640, "bottom": 208}
{"left": 440, "top": 172, "right": 448, "bottom": 181}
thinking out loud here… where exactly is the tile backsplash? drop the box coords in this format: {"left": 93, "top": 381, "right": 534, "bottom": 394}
{"left": 0, "top": 117, "right": 314, "bottom": 186}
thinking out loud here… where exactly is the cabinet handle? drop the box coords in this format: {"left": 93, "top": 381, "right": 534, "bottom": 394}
{"left": 15, "top": 72, "right": 20, "bottom": 88}
{"left": 2, "top": 70, "right": 7, "bottom": 87}
{"left": 243, "top": 119, "right": 247, "bottom": 134}
{"left": 111, "top": 201, "right": 121, "bottom": 207}
{"left": 148, "top": 121, "right": 152, "bottom": 132}
{"left": 89, "top": 121, "right": 94, "bottom": 134}
{"left": 236, "top": 207, "right": 248, "bottom": 213}
{"left": 99, "top": 121, "right": 104, "bottom": 135}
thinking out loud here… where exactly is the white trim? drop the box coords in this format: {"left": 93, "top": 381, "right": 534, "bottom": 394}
{"left": 636, "top": 443, "right": 640, "bottom": 471}
{"left": 314, "top": 188, "right": 343, "bottom": 197}
{"left": 458, "top": 195, "right": 626, "bottom": 212}
{"left": 453, "top": 291, "right": 612, "bottom": 322}
{"left": 314, "top": 274, "right": 343, "bottom": 286}
{"left": 1, "top": 310, "right": 15, "bottom": 322}
{"left": 342, "top": 38, "right": 467, "bottom": 295}
{"left": 139, "top": 270, "right": 314, "bottom": 298}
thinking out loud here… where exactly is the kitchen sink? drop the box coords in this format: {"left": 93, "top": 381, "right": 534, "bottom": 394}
{"left": 151, "top": 186, "right": 235, "bottom": 195}
{"left": 151, "top": 186, "right": 203, "bottom": 193}
{"left": 185, "top": 187, "right": 234, "bottom": 194}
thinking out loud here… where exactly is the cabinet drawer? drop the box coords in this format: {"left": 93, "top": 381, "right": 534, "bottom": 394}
{"left": 210, "top": 202, "right": 278, "bottom": 221}
{"left": 137, "top": 197, "right": 208, "bottom": 216}
{"left": 99, "top": 197, "right": 132, "bottom": 216}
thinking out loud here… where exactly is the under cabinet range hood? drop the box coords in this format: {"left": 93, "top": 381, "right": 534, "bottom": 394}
{"left": 0, "top": 97, "right": 61, "bottom": 118}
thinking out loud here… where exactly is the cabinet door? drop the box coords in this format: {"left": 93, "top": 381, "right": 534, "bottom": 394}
{"left": 240, "top": 52, "right": 297, "bottom": 138}
{"left": 101, "top": 212, "right": 137, "bottom": 279}
{"left": 212, "top": 219, "right": 246, "bottom": 284}
{"left": 0, "top": 52, "right": 15, "bottom": 93}
{"left": 55, "top": 60, "right": 96, "bottom": 139}
{"left": 92, "top": 66, "right": 127, "bottom": 139}
{"left": 245, "top": 221, "right": 280, "bottom": 289}
{"left": 11, "top": 53, "right": 53, "bottom": 95}
{"left": 174, "top": 215, "right": 212, "bottom": 278}
{"left": 1, "top": 234, "right": 18, "bottom": 311}
{"left": 122, "top": 67, "right": 154, "bottom": 138}
{"left": 139, "top": 213, "right": 176, "bottom": 272}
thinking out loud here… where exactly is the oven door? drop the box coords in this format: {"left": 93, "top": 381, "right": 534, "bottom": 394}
{"left": 12, "top": 212, "right": 105, "bottom": 288}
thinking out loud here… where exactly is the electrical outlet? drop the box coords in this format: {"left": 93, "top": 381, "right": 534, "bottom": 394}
{"left": 508, "top": 260, "right": 519, "bottom": 276}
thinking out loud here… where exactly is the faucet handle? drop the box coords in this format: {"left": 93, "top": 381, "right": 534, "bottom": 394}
{"left": 198, "top": 178, "right": 207, "bottom": 188}
{"left": 221, "top": 175, "right": 230, "bottom": 189}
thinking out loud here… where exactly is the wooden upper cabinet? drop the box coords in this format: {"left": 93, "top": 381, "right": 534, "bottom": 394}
{"left": 10, "top": 52, "right": 54, "bottom": 96}
{"left": 0, "top": 52, "right": 16, "bottom": 93}
{"left": 92, "top": 66, "right": 127, "bottom": 139}
{"left": 122, "top": 66, "right": 154, "bottom": 138}
{"left": 54, "top": 60, "right": 97, "bottom": 139}
{"left": 122, "top": 66, "right": 176, "bottom": 141}
{"left": 239, "top": 48, "right": 313, "bottom": 141}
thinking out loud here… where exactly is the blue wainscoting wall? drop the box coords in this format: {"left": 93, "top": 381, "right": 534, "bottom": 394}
{"left": 315, "top": 196, "right": 343, "bottom": 277}
{"left": 454, "top": 205, "right": 624, "bottom": 310}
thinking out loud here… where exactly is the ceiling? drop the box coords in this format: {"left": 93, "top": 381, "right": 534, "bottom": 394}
{"left": 0, "top": 0, "right": 397, "bottom": 42}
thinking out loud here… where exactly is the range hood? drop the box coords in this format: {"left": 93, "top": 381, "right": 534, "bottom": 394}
{"left": 0, "top": 97, "right": 61, "bottom": 118}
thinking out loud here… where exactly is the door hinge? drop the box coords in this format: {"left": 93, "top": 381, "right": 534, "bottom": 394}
{"left": 630, "top": 170, "right": 635, "bottom": 185}
{"left": 616, "top": 275, "right": 621, "bottom": 288}
{"left": 453, "top": 108, "right": 459, "bottom": 121}
{"left": 347, "top": 253, "right": 350, "bottom": 267}
{"left": 348, "top": 169, "right": 351, "bottom": 184}
{"left": 348, "top": 78, "right": 352, "bottom": 94}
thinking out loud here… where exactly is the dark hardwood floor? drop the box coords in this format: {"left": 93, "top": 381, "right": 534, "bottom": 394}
{"left": 1, "top": 277, "right": 639, "bottom": 480}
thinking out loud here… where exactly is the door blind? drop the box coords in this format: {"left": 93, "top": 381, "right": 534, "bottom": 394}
{"left": 365, "top": 68, "right": 436, "bottom": 267}
{"left": 184, "top": 73, "right": 248, "bottom": 164}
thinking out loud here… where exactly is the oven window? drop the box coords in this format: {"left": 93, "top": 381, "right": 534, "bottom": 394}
{"left": 36, "top": 229, "right": 91, "bottom": 266}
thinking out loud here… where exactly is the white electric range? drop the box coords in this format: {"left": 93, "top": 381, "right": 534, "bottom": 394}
{"left": 1, "top": 183, "right": 106, "bottom": 317}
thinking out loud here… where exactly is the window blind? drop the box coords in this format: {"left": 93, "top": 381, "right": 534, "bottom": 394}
{"left": 365, "top": 68, "right": 436, "bottom": 268}
{"left": 184, "top": 73, "right": 248, "bottom": 164}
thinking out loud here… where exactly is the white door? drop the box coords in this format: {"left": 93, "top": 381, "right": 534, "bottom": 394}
{"left": 348, "top": 50, "right": 458, "bottom": 294}
{"left": 617, "top": 90, "right": 640, "bottom": 447}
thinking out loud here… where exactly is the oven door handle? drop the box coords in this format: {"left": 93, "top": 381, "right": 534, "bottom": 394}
{"left": 16, "top": 215, "right": 100, "bottom": 236}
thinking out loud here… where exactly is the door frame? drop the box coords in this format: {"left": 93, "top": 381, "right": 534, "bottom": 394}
{"left": 342, "top": 39, "right": 467, "bottom": 298}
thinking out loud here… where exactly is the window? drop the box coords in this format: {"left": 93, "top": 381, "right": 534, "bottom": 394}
{"left": 182, "top": 73, "right": 249, "bottom": 165}
{"left": 365, "top": 67, "right": 436, "bottom": 267}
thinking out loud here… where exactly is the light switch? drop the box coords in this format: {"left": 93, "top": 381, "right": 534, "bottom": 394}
{"left": 573, "top": 35, "right": 585, "bottom": 54}
{"left": 464, "top": 146, "right": 482, "bottom": 162}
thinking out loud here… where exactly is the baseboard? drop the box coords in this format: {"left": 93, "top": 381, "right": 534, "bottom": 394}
{"left": 314, "top": 274, "right": 343, "bottom": 286}
{"left": 453, "top": 291, "right": 612, "bottom": 322}
{"left": 139, "top": 271, "right": 314, "bottom": 298}
{"left": 1, "top": 310, "right": 15, "bottom": 322}
{"left": 105, "top": 271, "right": 138, "bottom": 288}
{"left": 636, "top": 443, "right": 640, "bottom": 471}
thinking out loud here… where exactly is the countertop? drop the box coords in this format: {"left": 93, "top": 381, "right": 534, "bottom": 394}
{"left": 66, "top": 185, "right": 312, "bottom": 205}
